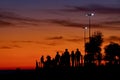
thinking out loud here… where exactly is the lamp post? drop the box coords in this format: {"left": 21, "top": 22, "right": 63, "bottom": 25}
{"left": 86, "top": 13, "right": 94, "bottom": 40}
{"left": 83, "top": 27, "right": 88, "bottom": 55}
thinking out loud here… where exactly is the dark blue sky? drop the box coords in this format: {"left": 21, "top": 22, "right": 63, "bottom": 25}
{"left": 0, "top": 0, "right": 120, "bottom": 28}
{"left": 0, "top": 0, "right": 119, "bottom": 28}
{"left": 0, "top": 0, "right": 119, "bottom": 9}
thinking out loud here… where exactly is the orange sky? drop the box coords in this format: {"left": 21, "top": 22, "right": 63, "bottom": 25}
{"left": 0, "top": 0, "right": 120, "bottom": 70}
{"left": 0, "top": 23, "right": 120, "bottom": 70}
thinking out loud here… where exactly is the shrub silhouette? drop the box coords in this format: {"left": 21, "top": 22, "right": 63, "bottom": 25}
{"left": 104, "top": 42, "right": 120, "bottom": 65}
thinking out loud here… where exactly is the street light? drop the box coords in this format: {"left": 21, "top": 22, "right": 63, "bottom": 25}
{"left": 83, "top": 26, "right": 88, "bottom": 55}
{"left": 86, "top": 13, "right": 94, "bottom": 40}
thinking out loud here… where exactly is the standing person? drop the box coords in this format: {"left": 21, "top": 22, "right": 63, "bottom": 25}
{"left": 40, "top": 55, "right": 44, "bottom": 68}
{"left": 64, "top": 49, "right": 70, "bottom": 67}
{"left": 36, "top": 60, "right": 39, "bottom": 70}
{"left": 75, "top": 48, "right": 82, "bottom": 67}
{"left": 71, "top": 51, "right": 75, "bottom": 67}
{"left": 55, "top": 52, "right": 61, "bottom": 66}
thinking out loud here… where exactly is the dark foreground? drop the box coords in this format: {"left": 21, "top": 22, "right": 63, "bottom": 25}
{"left": 0, "top": 65, "right": 120, "bottom": 80}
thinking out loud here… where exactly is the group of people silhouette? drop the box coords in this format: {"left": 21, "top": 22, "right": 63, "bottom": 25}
{"left": 36, "top": 49, "right": 119, "bottom": 69}
{"left": 36, "top": 48, "right": 83, "bottom": 68}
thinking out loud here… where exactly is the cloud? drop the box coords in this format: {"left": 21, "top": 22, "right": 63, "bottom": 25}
{"left": 66, "top": 38, "right": 82, "bottom": 42}
{"left": 62, "top": 4, "right": 120, "bottom": 14}
{"left": 12, "top": 40, "right": 61, "bottom": 47}
{"left": 0, "top": 7, "right": 119, "bottom": 30}
{"left": 12, "top": 40, "right": 42, "bottom": 44}
{"left": 12, "top": 41, "right": 34, "bottom": 43}
{"left": 45, "top": 36, "right": 83, "bottom": 46}
{"left": 46, "top": 43, "right": 58, "bottom": 46}
{"left": 46, "top": 36, "right": 84, "bottom": 44}
{"left": 100, "top": 20, "right": 120, "bottom": 30}
{"left": 0, "top": 45, "right": 21, "bottom": 49}
{"left": 106, "top": 36, "right": 120, "bottom": 42}
{"left": 45, "top": 19, "right": 120, "bottom": 30}
{"left": 42, "top": 5, "right": 120, "bottom": 30}
{"left": 12, "top": 45, "right": 22, "bottom": 48}
{"left": 0, "top": 10, "right": 43, "bottom": 27}
{"left": 46, "top": 19, "right": 90, "bottom": 28}
{"left": 103, "top": 20, "right": 120, "bottom": 25}
{"left": 0, "top": 20, "right": 13, "bottom": 26}
{"left": 46, "top": 36, "right": 63, "bottom": 40}
{"left": 0, "top": 46, "right": 12, "bottom": 49}
{"left": 0, "top": 11, "right": 41, "bottom": 22}
{"left": 46, "top": 19, "right": 82, "bottom": 27}
{"left": 43, "top": 41, "right": 64, "bottom": 46}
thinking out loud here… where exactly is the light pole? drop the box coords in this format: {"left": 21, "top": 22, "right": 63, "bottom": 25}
{"left": 86, "top": 13, "right": 94, "bottom": 40}
{"left": 83, "top": 27, "right": 87, "bottom": 55}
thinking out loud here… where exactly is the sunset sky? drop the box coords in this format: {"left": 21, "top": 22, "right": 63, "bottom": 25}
{"left": 0, "top": 0, "right": 120, "bottom": 70}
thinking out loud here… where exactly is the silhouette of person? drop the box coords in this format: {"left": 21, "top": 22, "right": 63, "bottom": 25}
{"left": 71, "top": 51, "right": 75, "bottom": 67}
{"left": 51, "top": 58, "right": 56, "bottom": 67}
{"left": 45, "top": 55, "right": 51, "bottom": 68}
{"left": 60, "top": 53, "right": 65, "bottom": 67}
{"left": 64, "top": 49, "right": 70, "bottom": 67}
{"left": 36, "top": 60, "right": 39, "bottom": 69}
{"left": 55, "top": 52, "right": 61, "bottom": 66}
{"left": 40, "top": 55, "right": 44, "bottom": 68}
{"left": 75, "top": 48, "right": 81, "bottom": 67}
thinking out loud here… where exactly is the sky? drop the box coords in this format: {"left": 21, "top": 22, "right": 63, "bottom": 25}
{"left": 0, "top": 0, "right": 120, "bottom": 70}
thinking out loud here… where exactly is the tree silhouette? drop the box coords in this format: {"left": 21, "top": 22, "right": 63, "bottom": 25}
{"left": 104, "top": 42, "right": 120, "bottom": 65}
{"left": 85, "top": 31, "right": 103, "bottom": 65}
